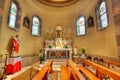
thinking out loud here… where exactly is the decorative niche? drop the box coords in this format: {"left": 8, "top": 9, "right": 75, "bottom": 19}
{"left": 23, "top": 16, "right": 30, "bottom": 28}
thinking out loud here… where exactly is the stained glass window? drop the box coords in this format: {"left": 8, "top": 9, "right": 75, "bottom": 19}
{"left": 76, "top": 16, "right": 86, "bottom": 36}
{"left": 96, "top": 0, "right": 108, "bottom": 30}
{"left": 9, "top": 2, "right": 17, "bottom": 29}
{"left": 32, "top": 16, "right": 41, "bottom": 36}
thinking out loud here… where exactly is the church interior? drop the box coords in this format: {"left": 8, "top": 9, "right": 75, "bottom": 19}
{"left": 0, "top": 0, "right": 120, "bottom": 80}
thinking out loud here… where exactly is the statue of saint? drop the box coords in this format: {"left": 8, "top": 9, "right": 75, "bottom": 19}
{"left": 56, "top": 24, "right": 62, "bottom": 38}
{"left": 11, "top": 34, "right": 20, "bottom": 57}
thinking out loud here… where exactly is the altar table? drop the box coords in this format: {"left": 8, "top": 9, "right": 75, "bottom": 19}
{"left": 6, "top": 57, "right": 22, "bottom": 74}
{"left": 45, "top": 48, "right": 72, "bottom": 60}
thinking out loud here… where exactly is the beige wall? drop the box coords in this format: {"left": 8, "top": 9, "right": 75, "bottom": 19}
{"left": 0, "top": 0, "right": 118, "bottom": 58}
{"left": 0, "top": 0, "right": 43, "bottom": 57}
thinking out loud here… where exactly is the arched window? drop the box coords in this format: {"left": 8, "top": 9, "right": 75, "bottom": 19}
{"left": 8, "top": 1, "right": 21, "bottom": 31}
{"left": 96, "top": 0, "right": 108, "bottom": 30}
{"left": 76, "top": 15, "right": 86, "bottom": 36}
{"left": 32, "top": 16, "right": 41, "bottom": 36}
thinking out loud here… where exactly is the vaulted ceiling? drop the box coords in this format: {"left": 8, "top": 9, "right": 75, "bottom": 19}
{"left": 36, "top": 0, "right": 79, "bottom": 7}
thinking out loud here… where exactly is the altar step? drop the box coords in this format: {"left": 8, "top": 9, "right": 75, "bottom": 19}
{"left": 38, "top": 59, "right": 67, "bottom": 71}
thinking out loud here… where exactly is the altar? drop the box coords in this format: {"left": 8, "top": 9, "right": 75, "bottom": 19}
{"left": 45, "top": 48, "right": 72, "bottom": 60}
{"left": 44, "top": 25, "right": 73, "bottom": 60}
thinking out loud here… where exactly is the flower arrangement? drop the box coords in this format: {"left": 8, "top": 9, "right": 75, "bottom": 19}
{"left": 39, "top": 49, "right": 44, "bottom": 62}
{"left": 39, "top": 53, "right": 44, "bottom": 61}
{"left": 64, "top": 45, "right": 68, "bottom": 48}
{"left": 48, "top": 45, "right": 52, "bottom": 48}
{"left": 81, "top": 48, "right": 86, "bottom": 58}
{"left": 81, "top": 48, "right": 86, "bottom": 54}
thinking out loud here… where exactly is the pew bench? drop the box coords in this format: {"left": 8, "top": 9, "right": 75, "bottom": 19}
{"left": 82, "top": 59, "right": 120, "bottom": 80}
{"left": 32, "top": 60, "right": 53, "bottom": 80}
{"left": 52, "top": 70, "right": 58, "bottom": 80}
{"left": 78, "top": 65, "right": 100, "bottom": 80}
{"left": 61, "top": 66, "right": 70, "bottom": 80}
{"left": 105, "top": 59, "right": 120, "bottom": 68}
{"left": 12, "top": 66, "right": 33, "bottom": 80}
{"left": 67, "top": 60, "right": 86, "bottom": 80}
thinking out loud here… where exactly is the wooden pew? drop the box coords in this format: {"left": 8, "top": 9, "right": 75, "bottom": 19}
{"left": 67, "top": 59, "right": 86, "bottom": 80}
{"left": 12, "top": 66, "right": 33, "bottom": 80}
{"left": 82, "top": 59, "right": 120, "bottom": 80}
{"left": 104, "top": 59, "right": 120, "bottom": 68}
{"left": 61, "top": 66, "right": 70, "bottom": 80}
{"left": 52, "top": 70, "right": 58, "bottom": 80}
{"left": 78, "top": 65, "right": 100, "bottom": 80}
{"left": 32, "top": 60, "right": 53, "bottom": 80}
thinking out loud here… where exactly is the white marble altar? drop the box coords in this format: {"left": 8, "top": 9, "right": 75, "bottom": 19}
{"left": 45, "top": 48, "right": 72, "bottom": 60}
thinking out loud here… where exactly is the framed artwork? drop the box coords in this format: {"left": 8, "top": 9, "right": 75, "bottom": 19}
{"left": 87, "top": 16, "right": 94, "bottom": 27}
{"left": 23, "top": 16, "right": 30, "bottom": 28}
{"left": 0, "top": 0, "right": 5, "bottom": 28}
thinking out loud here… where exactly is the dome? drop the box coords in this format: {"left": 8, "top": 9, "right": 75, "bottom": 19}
{"left": 36, "top": 0, "right": 79, "bottom": 7}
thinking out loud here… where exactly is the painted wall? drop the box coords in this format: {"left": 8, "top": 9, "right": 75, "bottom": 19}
{"left": 72, "top": 0, "right": 118, "bottom": 58}
{"left": 0, "top": 0, "right": 118, "bottom": 58}
{"left": 0, "top": 0, "right": 43, "bottom": 57}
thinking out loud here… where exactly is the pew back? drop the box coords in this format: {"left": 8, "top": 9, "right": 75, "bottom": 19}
{"left": 78, "top": 65, "right": 100, "bottom": 80}
{"left": 67, "top": 59, "right": 85, "bottom": 80}
{"left": 32, "top": 60, "right": 53, "bottom": 80}
{"left": 82, "top": 59, "right": 120, "bottom": 80}
{"left": 105, "top": 59, "right": 120, "bottom": 68}
{"left": 12, "top": 67, "right": 33, "bottom": 80}
{"left": 61, "top": 66, "right": 70, "bottom": 80}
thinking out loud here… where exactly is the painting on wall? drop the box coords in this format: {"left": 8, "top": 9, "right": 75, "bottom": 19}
{"left": 0, "top": 0, "right": 5, "bottom": 28}
{"left": 23, "top": 16, "right": 30, "bottom": 28}
{"left": 111, "top": 0, "right": 120, "bottom": 58}
{"left": 111, "top": 0, "right": 120, "bottom": 26}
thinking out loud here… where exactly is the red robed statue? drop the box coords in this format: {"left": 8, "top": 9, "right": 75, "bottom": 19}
{"left": 12, "top": 35, "right": 20, "bottom": 54}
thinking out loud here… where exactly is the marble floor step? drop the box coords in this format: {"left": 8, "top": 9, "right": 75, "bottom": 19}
{"left": 53, "top": 62, "right": 66, "bottom": 65}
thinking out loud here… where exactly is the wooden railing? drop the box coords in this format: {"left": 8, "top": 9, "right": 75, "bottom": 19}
{"left": 32, "top": 60, "right": 53, "bottom": 80}
{"left": 67, "top": 59, "right": 86, "bottom": 80}
{"left": 104, "top": 59, "right": 120, "bottom": 68}
{"left": 82, "top": 59, "right": 120, "bottom": 80}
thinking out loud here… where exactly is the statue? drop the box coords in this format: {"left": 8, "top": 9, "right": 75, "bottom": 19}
{"left": 11, "top": 34, "right": 20, "bottom": 57}
{"left": 56, "top": 24, "right": 62, "bottom": 38}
